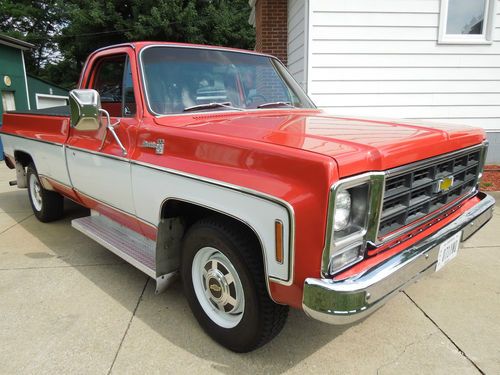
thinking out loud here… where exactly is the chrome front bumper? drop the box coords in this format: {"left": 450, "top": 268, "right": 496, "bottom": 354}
{"left": 302, "top": 192, "right": 495, "bottom": 325}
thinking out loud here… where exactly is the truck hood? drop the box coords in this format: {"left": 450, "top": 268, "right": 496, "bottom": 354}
{"left": 154, "top": 110, "right": 485, "bottom": 177}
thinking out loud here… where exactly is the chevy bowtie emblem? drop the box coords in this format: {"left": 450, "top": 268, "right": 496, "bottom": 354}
{"left": 436, "top": 176, "right": 454, "bottom": 193}
{"left": 209, "top": 284, "right": 222, "bottom": 292}
{"left": 141, "top": 139, "right": 165, "bottom": 155}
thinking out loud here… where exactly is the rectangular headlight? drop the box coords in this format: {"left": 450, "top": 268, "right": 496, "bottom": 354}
{"left": 322, "top": 172, "right": 385, "bottom": 276}
{"left": 333, "top": 184, "right": 370, "bottom": 239}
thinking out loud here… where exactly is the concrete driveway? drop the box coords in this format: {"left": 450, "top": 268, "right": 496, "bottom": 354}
{"left": 0, "top": 164, "right": 499, "bottom": 375}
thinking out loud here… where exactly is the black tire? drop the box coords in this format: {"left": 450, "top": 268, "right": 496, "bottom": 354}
{"left": 181, "top": 217, "right": 288, "bottom": 352}
{"left": 27, "top": 163, "right": 64, "bottom": 222}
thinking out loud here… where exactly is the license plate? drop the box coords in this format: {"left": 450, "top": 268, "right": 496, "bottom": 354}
{"left": 436, "top": 231, "right": 461, "bottom": 272}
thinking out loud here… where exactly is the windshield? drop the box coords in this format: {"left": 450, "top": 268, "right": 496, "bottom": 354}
{"left": 140, "top": 46, "right": 315, "bottom": 115}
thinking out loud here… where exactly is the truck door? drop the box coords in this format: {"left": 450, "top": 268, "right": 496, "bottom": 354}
{"left": 66, "top": 49, "right": 141, "bottom": 232}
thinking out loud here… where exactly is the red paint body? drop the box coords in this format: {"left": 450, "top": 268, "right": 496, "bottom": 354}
{"left": 0, "top": 42, "right": 486, "bottom": 309}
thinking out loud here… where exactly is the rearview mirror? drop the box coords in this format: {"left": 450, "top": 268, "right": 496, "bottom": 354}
{"left": 69, "top": 89, "right": 102, "bottom": 131}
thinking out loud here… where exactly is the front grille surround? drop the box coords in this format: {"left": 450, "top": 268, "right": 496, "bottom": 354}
{"left": 322, "top": 142, "right": 487, "bottom": 277}
{"left": 377, "top": 144, "right": 486, "bottom": 242}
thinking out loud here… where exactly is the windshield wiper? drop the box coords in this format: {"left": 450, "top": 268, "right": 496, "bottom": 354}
{"left": 183, "top": 102, "right": 243, "bottom": 113}
{"left": 257, "top": 101, "right": 295, "bottom": 109}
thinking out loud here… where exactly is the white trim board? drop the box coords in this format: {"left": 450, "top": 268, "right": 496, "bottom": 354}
{"left": 21, "top": 51, "right": 30, "bottom": 110}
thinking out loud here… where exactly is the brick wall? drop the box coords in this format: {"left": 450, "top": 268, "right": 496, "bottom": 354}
{"left": 255, "top": 0, "right": 288, "bottom": 64}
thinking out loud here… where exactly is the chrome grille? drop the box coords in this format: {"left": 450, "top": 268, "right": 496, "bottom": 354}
{"left": 378, "top": 148, "right": 481, "bottom": 237}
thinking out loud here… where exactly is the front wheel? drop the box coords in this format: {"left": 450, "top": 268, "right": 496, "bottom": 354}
{"left": 181, "top": 217, "right": 288, "bottom": 352}
{"left": 27, "top": 163, "right": 64, "bottom": 222}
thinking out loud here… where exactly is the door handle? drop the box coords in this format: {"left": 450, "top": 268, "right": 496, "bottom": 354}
{"left": 98, "top": 109, "right": 127, "bottom": 156}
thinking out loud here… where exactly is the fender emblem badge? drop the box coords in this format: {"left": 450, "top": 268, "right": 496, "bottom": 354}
{"left": 141, "top": 139, "right": 165, "bottom": 155}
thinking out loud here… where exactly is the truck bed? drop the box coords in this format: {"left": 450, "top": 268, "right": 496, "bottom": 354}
{"left": 7, "top": 105, "right": 70, "bottom": 117}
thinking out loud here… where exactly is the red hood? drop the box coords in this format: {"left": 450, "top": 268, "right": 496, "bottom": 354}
{"left": 154, "top": 110, "right": 485, "bottom": 178}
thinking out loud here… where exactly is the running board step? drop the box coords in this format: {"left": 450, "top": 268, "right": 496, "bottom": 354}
{"left": 72, "top": 215, "right": 156, "bottom": 278}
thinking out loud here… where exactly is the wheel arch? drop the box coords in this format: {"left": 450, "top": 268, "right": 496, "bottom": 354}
{"left": 14, "top": 150, "right": 34, "bottom": 167}
{"left": 130, "top": 162, "right": 294, "bottom": 295}
{"left": 157, "top": 197, "right": 277, "bottom": 301}
{"left": 10, "top": 150, "right": 35, "bottom": 188}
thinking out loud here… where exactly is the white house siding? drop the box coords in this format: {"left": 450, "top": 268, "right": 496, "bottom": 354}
{"left": 295, "top": 0, "right": 500, "bottom": 161}
{"left": 288, "top": 0, "right": 307, "bottom": 89}
{"left": 306, "top": 0, "right": 500, "bottom": 129}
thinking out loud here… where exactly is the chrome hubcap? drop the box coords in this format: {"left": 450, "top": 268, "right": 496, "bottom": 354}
{"left": 29, "top": 174, "right": 42, "bottom": 211}
{"left": 192, "top": 247, "right": 244, "bottom": 328}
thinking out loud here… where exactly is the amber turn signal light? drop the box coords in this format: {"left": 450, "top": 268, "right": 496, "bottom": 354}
{"left": 275, "top": 220, "right": 284, "bottom": 264}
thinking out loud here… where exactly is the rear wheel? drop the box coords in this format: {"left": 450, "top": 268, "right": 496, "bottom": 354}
{"left": 181, "top": 217, "right": 288, "bottom": 352}
{"left": 27, "top": 163, "right": 64, "bottom": 222}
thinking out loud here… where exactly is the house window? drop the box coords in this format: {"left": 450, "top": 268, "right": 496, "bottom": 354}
{"left": 1, "top": 91, "right": 16, "bottom": 111}
{"left": 439, "top": 0, "right": 497, "bottom": 44}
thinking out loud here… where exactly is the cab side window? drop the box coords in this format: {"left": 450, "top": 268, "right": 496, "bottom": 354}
{"left": 122, "top": 58, "right": 136, "bottom": 117}
{"left": 91, "top": 54, "right": 136, "bottom": 117}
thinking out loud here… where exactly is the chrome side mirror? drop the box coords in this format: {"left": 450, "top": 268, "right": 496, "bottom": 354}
{"left": 69, "top": 89, "right": 127, "bottom": 156}
{"left": 69, "top": 89, "right": 102, "bottom": 131}
{"left": 99, "top": 109, "right": 127, "bottom": 156}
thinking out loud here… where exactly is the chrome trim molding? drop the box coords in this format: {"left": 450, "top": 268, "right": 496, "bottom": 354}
{"left": 75, "top": 189, "right": 158, "bottom": 229}
{"left": 137, "top": 44, "right": 316, "bottom": 118}
{"left": 137, "top": 160, "right": 296, "bottom": 286}
{"left": 4, "top": 116, "right": 296, "bottom": 286}
{"left": 66, "top": 145, "right": 129, "bottom": 162}
{"left": 377, "top": 188, "right": 478, "bottom": 245}
{"left": 159, "top": 197, "right": 288, "bottom": 300}
{"left": 37, "top": 173, "right": 158, "bottom": 230}
{"left": 377, "top": 142, "right": 486, "bottom": 245}
{"left": 39, "top": 172, "right": 158, "bottom": 230}
{"left": 38, "top": 174, "right": 71, "bottom": 190}
{"left": 303, "top": 192, "right": 495, "bottom": 325}
{"left": 2, "top": 132, "right": 64, "bottom": 148}
{"left": 9, "top": 133, "right": 296, "bottom": 286}
{"left": 322, "top": 172, "right": 385, "bottom": 276}
{"left": 67, "top": 144, "right": 296, "bottom": 286}
{"left": 384, "top": 144, "right": 484, "bottom": 178}
{"left": 78, "top": 43, "right": 135, "bottom": 88}
{"left": 478, "top": 140, "right": 489, "bottom": 182}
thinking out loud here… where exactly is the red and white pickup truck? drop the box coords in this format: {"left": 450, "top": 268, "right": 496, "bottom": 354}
{"left": 0, "top": 42, "right": 495, "bottom": 352}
